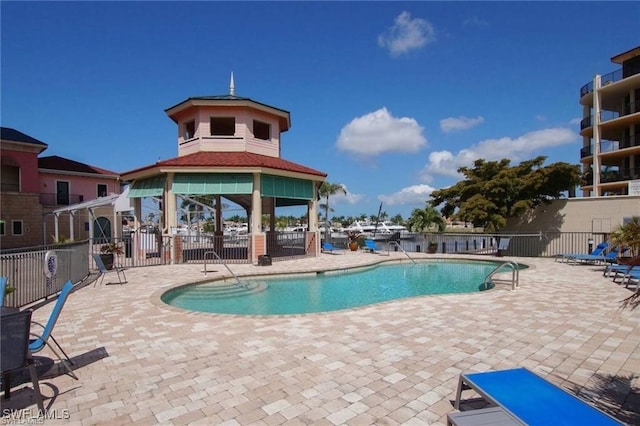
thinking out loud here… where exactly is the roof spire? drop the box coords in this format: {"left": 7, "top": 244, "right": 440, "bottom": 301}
{"left": 230, "top": 72, "right": 235, "bottom": 96}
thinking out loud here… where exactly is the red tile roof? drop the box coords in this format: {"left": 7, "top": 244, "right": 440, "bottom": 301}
{"left": 122, "top": 151, "right": 327, "bottom": 178}
{"left": 39, "top": 155, "right": 119, "bottom": 176}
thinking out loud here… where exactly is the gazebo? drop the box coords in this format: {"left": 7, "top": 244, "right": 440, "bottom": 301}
{"left": 120, "top": 79, "right": 327, "bottom": 264}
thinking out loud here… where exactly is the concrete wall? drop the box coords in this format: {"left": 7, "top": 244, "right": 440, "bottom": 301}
{"left": 508, "top": 195, "right": 640, "bottom": 233}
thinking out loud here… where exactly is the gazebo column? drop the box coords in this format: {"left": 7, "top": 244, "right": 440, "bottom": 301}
{"left": 165, "top": 173, "right": 177, "bottom": 264}
{"left": 250, "top": 172, "right": 264, "bottom": 262}
{"left": 132, "top": 198, "right": 142, "bottom": 262}
{"left": 309, "top": 186, "right": 320, "bottom": 255}
{"left": 214, "top": 195, "right": 224, "bottom": 255}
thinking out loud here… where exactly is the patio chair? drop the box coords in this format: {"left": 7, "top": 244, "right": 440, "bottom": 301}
{"left": 1, "top": 309, "right": 45, "bottom": 413}
{"left": 452, "top": 367, "right": 621, "bottom": 425}
{"left": 321, "top": 242, "right": 343, "bottom": 254}
{"left": 622, "top": 267, "right": 640, "bottom": 293}
{"left": 29, "top": 280, "right": 78, "bottom": 380}
{"left": 364, "top": 239, "right": 384, "bottom": 254}
{"left": 556, "top": 242, "right": 609, "bottom": 263}
{"left": 92, "top": 253, "right": 127, "bottom": 286}
{"left": 0, "top": 276, "right": 6, "bottom": 307}
{"left": 603, "top": 256, "right": 640, "bottom": 279}
{"left": 565, "top": 246, "right": 624, "bottom": 265}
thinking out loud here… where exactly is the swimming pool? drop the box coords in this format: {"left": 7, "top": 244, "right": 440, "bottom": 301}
{"left": 162, "top": 259, "right": 505, "bottom": 315}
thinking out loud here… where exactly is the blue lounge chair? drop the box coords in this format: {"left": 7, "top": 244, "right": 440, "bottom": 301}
{"left": 623, "top": 267, "right": 640, "bottom": 292}
{"left": 0, "top": 276, "right": 6, "bottom": 307}
{"left": 604, "top": 257, "right": 640, "bottom": 279}
{"left": 566, "top": 246, "right": 624, "bottom": 265}
{"left": 321, "top": 242, "right": 342, "bottom": 254}
{"left": 453, "top": 367, "right": 622, "bottom": 425}
{"left": 363, "top": 239, "right": 384, "bottom": 254}
{"left": 557, "top": 242, "right": 608, "bottom": 263}
{"left": 29, "top": 280, "right": 78, "bottom": 380}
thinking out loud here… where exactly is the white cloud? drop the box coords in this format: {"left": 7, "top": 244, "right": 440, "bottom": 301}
{"left": 336, "top": 107, "right": 427, "bottom": 156}
{"left": 439, "top": 116, "right": 484, "bottom": 133}
{"left": 569, "top": 117, "right": 581, "bottom": 125}
{"left": 379, "top": 184, "right": 436, "bottom": 206}
{"left": 420, "top": 127, "right": 578, "bottom": 181}
{"left": 378, "top": 11, "right": 435, "bottom": 56}
{"left": 324, "top": 184, "right": 365, "bottom": 206}
{"left": 535, "top": 115, "right": 547, "bottom": 122}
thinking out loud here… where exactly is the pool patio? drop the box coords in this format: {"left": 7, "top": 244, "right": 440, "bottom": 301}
{"left": 3, "top": 253, "right": 640, "bottom": 425}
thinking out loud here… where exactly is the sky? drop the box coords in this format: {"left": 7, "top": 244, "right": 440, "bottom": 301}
{"left": 2, "top": 1, "right": 640, "bottom": 222}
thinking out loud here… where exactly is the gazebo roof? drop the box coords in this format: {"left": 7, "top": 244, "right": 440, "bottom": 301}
{"left": 121, "top": 151, "right": 327, "bottom": 181}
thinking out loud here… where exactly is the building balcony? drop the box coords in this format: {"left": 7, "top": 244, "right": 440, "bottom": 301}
{"left": 580, "top": 69, "right": 624, "bottom": 97}
{"left": 580, "top": 116, "right": 592, "bottom": 130}
{"left": 39, "top": 193, "right": 85, "bottom": 206}
{"left": 600, "top": 166, "right": 640, "bottom": 183}
{"left": 620, "top": 133, "right": 640, "bottom": 149}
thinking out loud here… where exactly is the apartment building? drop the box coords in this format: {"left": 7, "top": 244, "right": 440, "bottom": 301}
{"left": 579, "top": 45, "right": 640, "bottom": 197}
{"left": 0, "top": 127, "right": 121, "bottom": 249}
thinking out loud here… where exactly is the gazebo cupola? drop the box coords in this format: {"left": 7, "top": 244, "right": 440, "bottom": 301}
{"left": 165, "top": 74, "right": 291, "bottom": 159}
{"left": 122, "top": 76, "right": 327, "bottom": 264}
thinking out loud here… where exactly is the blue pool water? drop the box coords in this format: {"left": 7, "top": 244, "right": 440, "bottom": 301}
{"left": 162, "top": 260, "right": 503, "bottom": 315}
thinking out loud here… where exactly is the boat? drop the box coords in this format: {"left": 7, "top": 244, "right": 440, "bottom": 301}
{"left": 344, "top": 221, "right": 393, "bottom": 241}
{"left": 374, "top": 221, "right": 418, "bottom": 240}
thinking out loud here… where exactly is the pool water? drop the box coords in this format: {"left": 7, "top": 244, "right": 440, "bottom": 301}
{"left": 162, "top": 260, "right": 502, "bottom": 315}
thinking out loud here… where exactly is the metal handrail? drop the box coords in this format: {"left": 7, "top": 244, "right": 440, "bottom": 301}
{"left": 204, "top": 250, "right": 246, "bottom": 288}
{"left": 485, "top": 260, "right": 519, "bottom": 291}
{"left": 387, "top": 241, "right": 416, "bottom": 264}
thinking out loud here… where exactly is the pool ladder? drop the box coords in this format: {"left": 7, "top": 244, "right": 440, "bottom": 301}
{"left": 387, "top": 241, "right": 416, "bottom": 264}
{"left": 204, "top": 250, "right": 248, "bottom": 288}
{"left": 484, "top": 260, "right": 519, "bottom": 290}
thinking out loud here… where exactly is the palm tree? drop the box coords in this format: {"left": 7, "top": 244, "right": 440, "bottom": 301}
{"left": 318, "top": 182, "right": 346, "bottom": 237}
{"left": 610, "top": 216, "right": 640, "bottom": 258}
{"left": 407, "top": 205, "right": 446, "bottom": 233}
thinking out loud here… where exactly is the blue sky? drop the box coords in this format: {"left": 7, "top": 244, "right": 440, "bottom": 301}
{"left": 2, "top": 1, "right": 640, "bottom": 221}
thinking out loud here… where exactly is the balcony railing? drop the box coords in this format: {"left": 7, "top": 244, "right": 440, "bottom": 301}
{"left": 600, "top": 166, "right": 640, "bottom": 183}
{"left": 580, "top": 116, "right": 592, "bottom": 130}
{"left": 579, "top": 139, "right": 626, "bottom": 158}
{"left": 620, "top": 134, "right": 640, "bottom": 149}
{"left": 39, "top": 193, "right": 85, "bottom": 206}
{"left": 580, "top": 68, "right": 623, "bottom": 97}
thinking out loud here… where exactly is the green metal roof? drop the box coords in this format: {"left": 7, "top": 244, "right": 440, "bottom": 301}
{"left": 128, "top": 175, "right": 166, "bottom": 198}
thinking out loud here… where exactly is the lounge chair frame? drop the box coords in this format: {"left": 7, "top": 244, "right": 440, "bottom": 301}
{"left": 92, "top": 253, "right": 127, "bottom": 286}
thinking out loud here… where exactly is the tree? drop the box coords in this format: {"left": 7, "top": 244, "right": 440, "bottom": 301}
{"left": 318, "top": 182, "right": 346, "bottom": 228}
{"left": 429, "top": 156, "right": 581, "bottom": 232}
{"left": 390, "top": 214, "right": 404, "bottom": 225}
{"left": 610, "top": 216, "right": 640, "bottom": 258}
{"left": 407, "top": 205, "right": 446, "bottom": 233}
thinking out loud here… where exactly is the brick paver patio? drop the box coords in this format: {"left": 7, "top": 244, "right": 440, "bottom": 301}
{"left": 3, "top": 252, "right": 639, "bottom": 425}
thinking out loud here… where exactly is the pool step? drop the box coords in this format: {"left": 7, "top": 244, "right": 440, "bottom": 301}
{"left": 177, "top": 281, "right": 267, "bottom": 299}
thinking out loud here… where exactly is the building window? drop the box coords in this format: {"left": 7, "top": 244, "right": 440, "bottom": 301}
{"left": 184, "top": 121, "right": 195, "bottom": 139}
{"left": 97, "top": 184, "right": 108, "bottom": 197}
{"left": 210, "top": 117, "right": 235, "bottom": 136}
{"left": 0, "top": 165, "right": 20, "bottom": 192}
{"left": 12, "top": 220, "right": 23, "bottom": 236}
{"left": 253, "top": 120, "right": 270, "bottom": 141}
{"left": 0, "top": 221, "right": 5, "bottom": 236}
{"left": 56, "top": 181, "right": 70, "bottom": 205}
